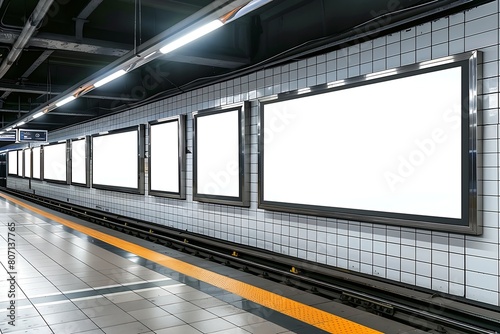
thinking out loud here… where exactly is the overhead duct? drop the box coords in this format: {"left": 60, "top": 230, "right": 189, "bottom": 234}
{"left": 0, "top": 0, "right": 55, "bottom": 79}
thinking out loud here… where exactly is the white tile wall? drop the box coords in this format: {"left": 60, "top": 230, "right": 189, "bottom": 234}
{"left": 7, "top": 0, "right": 500, "bottom": 306}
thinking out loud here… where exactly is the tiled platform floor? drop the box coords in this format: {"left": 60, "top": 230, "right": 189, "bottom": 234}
{"left": 0, "top": 206, "right": 300, "bottom": 334}
{"left": 0, "top": 195, "right": 424, "bottom": 334}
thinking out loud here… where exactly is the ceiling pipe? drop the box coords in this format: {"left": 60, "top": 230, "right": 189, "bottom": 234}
{"left": 0, "top": 0, "right": 55, "bottom": 79}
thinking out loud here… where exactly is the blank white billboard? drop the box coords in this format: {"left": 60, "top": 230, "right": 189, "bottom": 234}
{"left": 150, "top": 120, "right": 179, "bottom": 193}
{"left": 92, "top": 130, "right": 138, "bottom": 189}
{"left": 71, "top": 138, "right": 87, "bottom": 185}
{"left": 261, "top": 66, "right": 463, "bottom": 220}
{"left": 33, "top": 147, "right": 41, "bottom": 179}
{"left": 24, "top": 149, "right": 31, "bottom": 178}
{"left": 17, "top": 151, "right": 23, "bottom": 177}
{"left": 8, "top": 151, "right": 17, "bottom": 175}
{"left": 196, "top": 109, "right": 240, "bottom": 197}
{"left": 43, "top": 142, "right": 67, "bottom": 182}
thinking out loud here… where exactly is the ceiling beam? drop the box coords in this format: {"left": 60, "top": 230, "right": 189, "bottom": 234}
{"left": 0, "top": 32, "right": 249, "bottom": 68}
{"left": 0, "top": 82, "right": 139, "bottom": 101}
{"left": 75, "top": 0, "right": 104, "bottom": 41}
{"left": 0, "top": 32, "right": 130, "bottom": 57}
{"left": 1, "top": 50, "right": 54, "bottom": 100}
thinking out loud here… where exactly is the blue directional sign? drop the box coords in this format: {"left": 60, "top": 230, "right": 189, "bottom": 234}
{"left": 17, "top": 129, "right": 48, "bottom": 142}
{"left": 0, "top": 131, "right": 16, "bottom": 142}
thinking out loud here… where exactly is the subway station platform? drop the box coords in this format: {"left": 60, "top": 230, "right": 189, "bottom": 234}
{"left": 0, "top": 192, "right": 424, "bottom": 334}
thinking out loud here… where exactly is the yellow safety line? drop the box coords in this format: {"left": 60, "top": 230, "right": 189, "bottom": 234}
{"left": 0, "top": 192, "right": 383, "bottom": 334}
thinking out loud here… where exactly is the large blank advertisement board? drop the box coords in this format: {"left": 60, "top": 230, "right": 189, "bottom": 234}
{"left": 8, "top": 151, "right": 17, "bottom": 175}
{"left": 149, "top": 116, "right": 186, "bottom": 198}
{"left": 43, "top": 142, "right": 67, "bottom": 182}
{"left": 71, "top": 138, "right": 88, "bottom": 186}
{"left": 193, "top": 102, "right": 249, "bottom": 206}
{"left": 33, "top": 147, "right": 41, "bottom": 179}
{"left": 259, "top": 52, "right": 479, "bottom": 234}
{"left": 24, "top": 149, "right": 31, "bottom": 178}
{"left": 92, "top": 125, "right": 145, "bottom": 194}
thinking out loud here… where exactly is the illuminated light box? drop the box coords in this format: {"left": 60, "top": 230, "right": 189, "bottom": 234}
{"left": 193, "top": 102, "right": 250, "bottom": 207}
{"left": 32, "top": 147, "right": 41, "bottom": 179}
{"left": 43, "top": 141, "right": 68, "bottom": 183}
{"left": 149, "top": 116, "right": 186, "bottom": 199}
{"left": 8, "top": 151, "right": 17, "bottom": 175}
{"left": 259, "top": 51, "right": 480, "bottom": 235}
{"left": 24, "top": 149, "right": 31, "bottom": 178}
{"left": 71, "top": 137, "right": 89, "bottom": 187}
{"left": 92, "top": 125, "right": 145, "bottom": 194}
{"left": 17, "top": 151, "right": 23, "bottom": 177}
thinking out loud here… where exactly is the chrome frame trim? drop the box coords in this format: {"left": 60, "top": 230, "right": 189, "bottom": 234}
{"left": 91, "top": 125, "right": 146, "bottom": 195}
{"left": 41, "top": 140, "right": 69, "bottom": 185}
{"left": 193, "top": 101, "right": 250, "bottom": 207}
{"left": 69, "top": 136, "right": 91, "bottom": 188}
{"left": 258, "top": 51, "right": 481, "bottom": 235}
{"left": 148, "top": 115, "right": 187, "bottom": 199}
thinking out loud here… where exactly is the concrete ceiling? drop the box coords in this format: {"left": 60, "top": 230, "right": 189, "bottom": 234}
{"left": 0, "top": 0, "right": 490, "bottom": 146}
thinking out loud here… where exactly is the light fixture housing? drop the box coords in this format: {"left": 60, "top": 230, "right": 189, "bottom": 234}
{"left": 56, "top": 96, "right": 76, "bottom": 107}
{"left": 94, "top": 69, "right": 127, "bottom": 88}
{"left": 160, "top": 20, "right": 224, "bottom": 54}
{"left": 33, "top": 111, "right": 45, "bottom": 119}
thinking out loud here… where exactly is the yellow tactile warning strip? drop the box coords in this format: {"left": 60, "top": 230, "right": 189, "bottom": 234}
{"left": 0, "top": 192, "right": 383, "bottom": 334}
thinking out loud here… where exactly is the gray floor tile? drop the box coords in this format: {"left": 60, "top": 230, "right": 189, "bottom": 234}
{"left": 36, "top": 301, "right": 78, "bottom": 315}
{"left": 0, "top": 315, "right": 48, "bottom": 332}
{"left": 128, "top": 307, "right": 171, "bottom": 320}
{"left": 43, "top": 309, "right": 88, "bottom": 325}
{"left": 81, "top": 303, "right": 125, "bottom": 318}
{"left": 175, "top": 309, "right": 219, "bottom": 323}
{"left": 115, "top": 299, "right": 156, "bottom": 312}
{"left": 104, "top": 292, "right": 143, "bottom": 304}
{"left": 91, "top": 313, "right": 136, "bottom": 328}
{"left": 135, "top": 287, "right": 172, "bottom": 298}
{"left": 148, "top": 294, "right": 185, "bottom": 306}
{"left": 101, "top": 321, "right": 150, "bottom": 334}
{"left": 190, "top": 297, "right": 227, "bottom": 309}
{"left": 212, "top": 328, "right": 253, "bottom": 334}
{"left": 224, "top": 313, "right": 267, "bottom": 327}
{"left": 50, "top": 319, "right": 99, "bottom": 334}
{"left": 206, "top": 304, "right": 246, "bottom": 317}
{"left": 139, "top": 314, "right": 185, "bottom": 330}
{"left": 190, "top": 318, "right": 238, "bottom": 333}
{"left": 161, "top": 301, "right": 201, "bottom": 314}
{"left": 6, "top": 326, "right": 54, "bottom": 334}
{"left": 241, "top": 322, "right": 290, "bottom": 334}
{"left": 177, "top": 290, "right": 212, "bottom": 301}
{"left": 155, "top": 324, "right": 204, "bottom": 334}
{"left": 71, "top": 296, "right": 112, "bottom": 309}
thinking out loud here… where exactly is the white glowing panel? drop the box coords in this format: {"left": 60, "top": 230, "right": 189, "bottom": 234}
{"left": 262, "top": 67, "right": 462, "bottom": 219}
{"left": 17, "top": 151, "right": 23, "bottom": 177}
{"left": 196, "top": 110, "right": 239, "bottom": 197}
{"left": 24, "top": 149, "right": 31, "bottom": 178}
{"left": 150, "top": 121, "right": 179, "bottom": 193}
{"left": 92, "top": 130, "right": 138, "bottom": 189}
{"left": 43, "top": 142, "right": 67, "bottom": 182}
{"left": 71, "top": 139, "right": 87, "bottom": 184}
{"left": 33, "top": 147, "right": 41, "bottom": 179}
{"left": 8, "top": 151, "right": 17, "bottom": 175}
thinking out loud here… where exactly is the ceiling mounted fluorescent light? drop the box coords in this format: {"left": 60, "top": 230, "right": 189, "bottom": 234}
{"left": 160, "top": 20, "right": 224, "bottom": 54}
{"left": 6, "top": 127, "right": 12, "bottom": 131}
{"left": 56, "top": 95, "right": 76, "bottom": 107}
{"left": 17, "top": 121, "right": 25, "bottom": 127}
{"left": 33, "top": 111, "right": 45, "bottom": 119}
{"left": 94, "top": 69, "right": 127, "bottom": 88}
